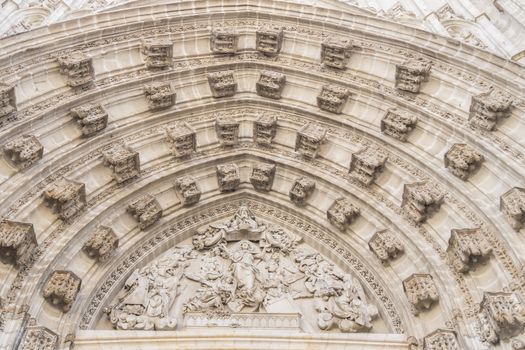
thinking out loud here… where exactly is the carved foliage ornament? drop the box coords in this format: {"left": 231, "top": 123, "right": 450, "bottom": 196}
{"left": 57, "top": 51, "right": 94, "bottom": 87}
{"left": 216, "top": 163, "right": 240, "bottom": 192}
{"left": 18, "top": 326, "right": 58, "bottom": 350}
{"left": 42, "top": 178, "right": 86, "bottom": 221}
{"left": 444, "top": 144, "right": 484, "bottom": 180}
{"left": 215, "top": 115, "right": 239, "bottom": 146}
{"left": 43, "top": 270, "right": 81, "bottom": 312}
{"left": 403, "top": 273, "right": 439, "bottom": 315}
{"left": 210, "top": 28, "right": 238, "bottom": 54}
{"left": 256, "top": 26, "right": 283, "bottom": 56}
{"left": 175, "top": 176, "right": 201, "bottom": 206}
{"left": 0, "top": 82, "right": 16, "bottom": 118}
{"left": 0, "top": 219, "right": 37, "bottom": 267}
{"left": 368, "top": 229, "right": 404, "bottom": 264}
{"left": 469, "top": 89, "right": 513, "bottom": 131}
{"left": 381, "top": 108, "right": 417, "bottom": 141}
{"left": 166, "top": 122, "right": 196, "bottom": 158}
{"left": 478, "top": 292, "right": 525, "bottom": 344}
{"left": 423, "top": 329, "right": 460, "bottom": 350}
{"left": 144, "top": 82, "right": 176, "bottom": 110}
{"left": 3, "top": 134, "right": 43, "bottom": 170}
{"left": 253, "top": 114, "right": 277, "bottom": 146}
{"left": 321, "top": 36, "right": 352, "bottom": 69}
{"left": 141, "top": 39, "right": 173, "bottom": 69}
{"left": 289, "top": 177, "right": 315, "bottom": 206}
{"left": 327, "top": 197, "right": 360, "bottom": 231}
{"left": 83, "top": 226, "right": 118, "bottom": 262}
{"left": 349, "top": 147, "right": 388, "bottom": 186}
{"left": 105, "top": 204, "right": 379, "bottom": 333}
{"left": 402, "top": 182, "right": 444, "bottom": 223}
{"left": 317, "top": 84, "right": 350, "bottom": 114}
{"left": 127, "top": 194, "right": 163, "bottom": 230}
{"left": 70, "top": 103, "right": 108, "bottom": 137}
{"left": 250, "top": 163, "right": 276, "bottom": 192}
{"left": 295, "top": 122, "right": 326, "bottom": 158}
{"left": 500, "top": 187, "right": 525, "bottom": 231}
{"left": 102, "top": 144, "right": 140, "bottom": 183}
{"left": 447, "top": 228, "right": 491, "bottom": 273}
{"left": 395, "top": 57, "right": 432, "bottom": 93}
{"left": 256, "top": 70, "right": 286, "bottom": 99}
{"left": 208, "top": 71, "right": 237, "bottom": 98}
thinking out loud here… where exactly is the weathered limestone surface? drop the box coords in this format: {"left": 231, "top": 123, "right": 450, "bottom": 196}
{"left": 142, "top": 39, "right": 173, "bottom": 69}
{"left": 42, "top": 178, "right": 86, "bottom": 221}
{"left": 57, "top": 51, "right": 94, "bottom": 87}
{"left": 403, "top": 273, "right": 439, "bottom": 315}
{"left": 175, "top": 176, "right": 201, "bottom": 206}
{"left": 250, "top": 163, "right": 276, "bottom": 191}
{"left": 0, "top": 219, "right": 37, "bottom": 267}
{"left": 144, "top": 82, "right": 176, "bottom": 110}
{"left": 127, "top": 194, "right": 163, "bottom": 230}
{"left": 289, "top": 177, "right": 315, "bottom": 206}
{"left": 83, "top": 226, "right": 118, "bottom": 262}
{"left": 42, "top": 270, "right": 81, "bottom": 312}
{"left": 3, "top": 134, "right": 43, "bottom": 170}
{"left": 102, "top": 144, "right": 140, "bottom": 183}
{"left": 216, "top": 163, "right": 240, "bottom": 192}
{"left": 166, "top": 122, "right": 196, "bottom": 157}
{"left": 70, "top": 103, "right": 108, "bottom": 137}
{"left": 327, "top": 197, "right": 360, "bottom": 231}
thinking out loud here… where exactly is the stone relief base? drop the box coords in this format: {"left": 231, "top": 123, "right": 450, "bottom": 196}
{"left": 74, "top": 330, "right": 409, "bottom": 349}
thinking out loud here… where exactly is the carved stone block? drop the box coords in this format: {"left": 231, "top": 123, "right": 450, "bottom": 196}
{"left": 144, "top": 82, "right": 176, "bottom": 110}
{"left": 43, "top": 270, "right": 81, "bottom": 312}
{"left": 0, "top": 219, "right": 37, "bottom": 267}
{"left": 447, "top": 228, "right": 491, "bottom": 273}
{"left": 256, "top": 70, "right": 286, "bottom": 99}
{"left": 82, "top": 226, "right": 118, "bottom": 262}
{"left": 127, "top": 194, "right": 163, "bottom": 230}
{"left": 166, "top": 122, "right": 196, "bottom": 157}
{"left": 478, "top": 292, "right": 525, "bottom": 344}
{"left": 175, "top": 176, "right": 201, "bottom": 206}
{"left": 512, "top": 339, "right": 525, "bottom": 350}
{"left": 395, "top": 57, "right": 432, "bottom": 93}
{"left": 210, "top": 28, "right": 238, "bottom": 54}
{"left": 208, "top": 71, "right": 237, "bottom": 97}
{"left": 57, "top": 51, "right": 94, "bottom": 87}
{"left": 18, "top": 326, "right": 58, "bottom": 350}
{"left": 321, "top": 36, "right": 352, "bottom": 69}
{"left": 256, "top": 26, "right": 283, "bottom": 56}
{"left": 368, "top": 229, "right": 404, "bottom": 264}
{"left": 403, "top": 273, "right": 439, "bottom": 315}
{"left": 0, "top": 82, "right": 16, "bottom": 118}
{"left": 253, "top": 114, "right": 277, "bottom": 145}
{"left": 402, "top": 182, "right": 444, "bottom": 223}
{"left": 327, "top": 197, "right": 360, "bottom": 231}
{"left": 317, "top": 84, "right": 350, "bottom": 114}
{"left": 469, "top": 89, "right": 513, "bottom": 131}
{"left": 289, "top": 177, "right": 315, "bottom": 206}
{"left": 381, "top": 108, "right": 418, "bottom": 141}
{"left": 500, "top": 187, "right": 525, "bottom": 231}
{"left": 349, "top": 147, "right": 388, "bottom": 186}
{"left": 295, "top": 122, "right": 327, "bottom": 158}
{"left": 215, "top": 115, "right": 239, "bottom": 146}
{"left": 3, "top": 134, "right": 43, "bottom": 170}
{"left": 102, "top": 144, "right": 140, "bottom": 183}
{"left": 216, "top": 163, "right": 240, "bottom": 192}
{"left": 423, "top": 329, "right": 460, "bottom": 350}
{"left": 141, "top": 38, "right": 173, "bottom": 69}
{"left": 444, "top": 144, "right": 484, "bottom": 180}
{"left": 43, "top": 178, "right": 86, "bottom": 221}
{"left": 70, "top": 103, "right": 108, "bottom": 137}
{"left": 250, "top": 163, "right": 276, "bottom": 191}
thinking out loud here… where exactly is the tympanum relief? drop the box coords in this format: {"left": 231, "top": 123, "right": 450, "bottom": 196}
{"left": 104, "top": 204, "right": 380, "bottom": 333}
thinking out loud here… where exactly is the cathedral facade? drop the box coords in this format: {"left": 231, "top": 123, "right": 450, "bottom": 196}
{"left": 0, "top": 0, "right": 524, "bottom": 349}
